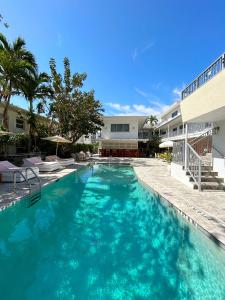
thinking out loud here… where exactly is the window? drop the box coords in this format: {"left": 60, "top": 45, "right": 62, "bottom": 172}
{"left": 173, "top": 127, "right": 177, "bottom": 131}
{"left": 171, "top": 110, "right": 178, "bottom": 118}
{"left": 16, "top": 118, "right": 25, "bottom": 129}
{"left": 111, "top": 124, "right": 129, "bottom": 132}
{"left": 179, "top": 125, "right": 183, "bottom": 130}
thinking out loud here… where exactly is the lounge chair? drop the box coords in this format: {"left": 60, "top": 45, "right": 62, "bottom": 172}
{"left": 85, "top": 151, "right": 92, "bottom": 159}
{"left": 45, "top": 155, "right": 75, "bottom": 167}
{"left": 0, "top": 160, "right": 39, "bottom": 182}
{"left": 23, "top": 156, "right": 61, "bottom": 172}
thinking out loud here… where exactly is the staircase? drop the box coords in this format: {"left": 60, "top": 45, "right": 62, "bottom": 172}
{"left": 186, "top": 153, "right": 225, "bottom": 191}
{"left": 173, "top": 138, "right": 225, "bottom": 192}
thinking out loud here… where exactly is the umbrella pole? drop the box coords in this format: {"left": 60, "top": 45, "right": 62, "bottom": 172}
{"left": 56, "top": 142, "right": 58, "bottom": 156}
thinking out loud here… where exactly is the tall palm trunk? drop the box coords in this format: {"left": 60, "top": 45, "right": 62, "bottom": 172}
{"left": 2, "top": 81, "right": 12, "bottom": 130}
{"left": 28, "top": 97, "right": 34, "bottom": 153}
{"left": 3, "top": 95, "right": 11, "bottom": 130}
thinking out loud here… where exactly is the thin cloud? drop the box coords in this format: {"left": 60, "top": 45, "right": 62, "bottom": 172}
{"left": 134, "top": 87, "right": 149, "bottom": 98}
{"left": 131, "top": 41, "right": 155, "bottom": 61}
{"left": 152, "top": 82, "right": 161, "bottom": 90}
{"left": 172, "top": 83, "right": 186, "bottom": 101}
{"left": 105, "top": 102, "right": 168, "bottom": 116}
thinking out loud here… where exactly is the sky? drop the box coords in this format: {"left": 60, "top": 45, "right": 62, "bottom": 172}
{"left": 1, "top": 0, "right": 225, "bottom": 116}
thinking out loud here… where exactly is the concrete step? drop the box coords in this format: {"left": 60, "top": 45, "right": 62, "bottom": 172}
{"left": 186, "top": 170, "right": 218, "bottom": 177}
{"left": 193, "top": 182, "right": 225, "bottom": 191}
{"left": 189, "top": 176, "right": 224, "bottom": 183}
{"left": 189, "top": 165, "right": 213, "bottom": 171}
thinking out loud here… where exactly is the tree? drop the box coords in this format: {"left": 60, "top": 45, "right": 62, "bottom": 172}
{"left": 21, "top": 71, "right": 53, "bottom": 151}
{"left": 0, "top": 33, "right": 37, "bottom": 129}
{"left": 48, "top": 57, "right": 104, "bottom": 142}
{"left": 0, "top": 14, "right": 9, "bottom": 28}
{"left": 146, "top": 115, "right": 158, "bottom": 127}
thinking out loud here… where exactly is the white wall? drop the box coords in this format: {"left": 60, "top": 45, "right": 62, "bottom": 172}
{"left": 212, "top": 120, "right": 225, "bottom": 178}
{"left": 101, "top": 117, "right": 140, "bottom": 139}
{"left": 170, "top": 162, "right": 193, "bottom": 189}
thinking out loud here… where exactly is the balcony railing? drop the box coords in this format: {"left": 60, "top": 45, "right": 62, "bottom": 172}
{"left": 182, "top": 53, "right": 225, "bottom": 100}
{"left": 160, "top": 123, "right": 212, "bottom": 140}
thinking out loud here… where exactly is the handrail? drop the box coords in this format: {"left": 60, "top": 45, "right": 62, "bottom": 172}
{"left": 13, "top": 170, "right": 32, "bottom": 195}
{"left": 187, "top": 143, "right": 202, "bottom": 160}
{"left": 13, "top": 168, "right": 42, "bottom": 205}
{"left": 25, "top": 167, "right": 41, "bottom": 193}
{"left": 190, "top": 126, "right": 218, "bottom": 147}
{"left": 182, "top": 53, "right": 225, "bottom": 99}
{"left": 187, "top": 143, "right": 202, "bottom": 191}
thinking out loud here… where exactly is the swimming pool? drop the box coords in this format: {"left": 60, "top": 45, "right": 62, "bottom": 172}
{"left": 0, "top": 164, "right": 225, "bottom": 299}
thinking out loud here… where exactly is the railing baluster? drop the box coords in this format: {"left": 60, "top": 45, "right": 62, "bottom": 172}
{"left": 182, "top": 53, "right": 225, "bottom": 100}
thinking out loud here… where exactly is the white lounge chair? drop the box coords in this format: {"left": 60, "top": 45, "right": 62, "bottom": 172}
{"left": 0, "top": 160, "right": 39, "bottom": 182}
{"left": 45, "top": 155, "right": 75, "bottom": 167}
{"left": 85, "top": 151, "right": 92, "bottom": 159}
{"left": 23, "top": 156, "right": 61, "bottom": 172}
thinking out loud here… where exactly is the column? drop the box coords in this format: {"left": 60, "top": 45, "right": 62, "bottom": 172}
{"left": 184, "top": 123, "right": 188, "bottom": 169}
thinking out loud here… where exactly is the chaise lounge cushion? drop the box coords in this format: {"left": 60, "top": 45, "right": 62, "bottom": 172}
{"left": 23, "top": 157, "right": 61, "bottom": 172}
{"left": 45, "top": 155, "right": 74, "bottom": 166}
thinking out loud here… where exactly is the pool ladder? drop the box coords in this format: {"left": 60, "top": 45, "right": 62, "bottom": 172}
{"left": 13, "top": 167, "right": 42, "bottom": 207}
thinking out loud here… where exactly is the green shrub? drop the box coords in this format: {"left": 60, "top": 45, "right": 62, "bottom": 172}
{"left": 72, "top": 143, "right": 98, "bottom": 154}
{"left": 158, "top": 152, "right": 172, "bottom": 163}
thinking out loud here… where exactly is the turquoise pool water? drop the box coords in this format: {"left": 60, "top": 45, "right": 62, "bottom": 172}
{"left": 0, "top": 164, "right": 225, "bottom": 299}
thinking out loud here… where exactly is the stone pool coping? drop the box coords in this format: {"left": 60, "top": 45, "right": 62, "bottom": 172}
{"left": 131, "top": 158, "right": 225, "bottom": 250}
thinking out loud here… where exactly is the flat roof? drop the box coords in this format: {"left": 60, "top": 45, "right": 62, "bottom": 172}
{"left": 103, "top": 115, "right": 147, "bottom": 119}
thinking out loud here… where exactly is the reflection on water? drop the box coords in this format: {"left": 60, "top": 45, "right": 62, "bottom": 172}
{"left": 0, "top": 165, "right": 225, "bottom": 299}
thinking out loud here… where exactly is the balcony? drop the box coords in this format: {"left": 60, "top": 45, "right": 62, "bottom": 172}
{"left": 182, "top": 53, "right": 225, "bottom": 100}
{"left": 181, "top": 54, "right": 225, "bottom": 123}
{"left": 160, "top": 123, "right": 212, "bottom": 142}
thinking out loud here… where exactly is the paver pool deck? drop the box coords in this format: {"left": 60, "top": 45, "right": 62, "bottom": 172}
{"left": 1, "top": 157, "right": 225, "bottom": 248}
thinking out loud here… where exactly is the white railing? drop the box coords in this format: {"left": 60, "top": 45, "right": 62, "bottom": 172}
{"left": 187, "top": 143, "right": 202, "bottom": 191}
{"left": 182, "top": 53, "right": 225, "bottom": 99}
{"left": 172, "top": 141, "right": 185, "bottom": 165}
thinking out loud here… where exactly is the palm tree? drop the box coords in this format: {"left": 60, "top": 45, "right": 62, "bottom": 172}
{"left": 21, "top": 72, "right": 53, "bottom": 152}
{"left": 145, "top": 115, "right": 158, "bottom": 128}
{"left": 0, "top": 33, "right": 37, "bottom": 129}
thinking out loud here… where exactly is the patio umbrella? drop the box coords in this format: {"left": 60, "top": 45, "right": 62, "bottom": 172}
{"left": 159, "top": 141, "right": 174, "bottom": 148}
{"left": 41, "top": 135, "right": 72, "bottom": 156}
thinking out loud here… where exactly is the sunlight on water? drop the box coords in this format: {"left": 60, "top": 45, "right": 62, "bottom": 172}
{"left": 0, "top": 165, "right": 225, "bottom": 299}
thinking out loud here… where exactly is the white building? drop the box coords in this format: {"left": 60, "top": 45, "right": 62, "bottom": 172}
{"left": 171, "top": 52, "right": 225, "bottom": 191}
{"left": 97, "top": 116, "right": 153, "bottom": 157}
{"left": 157, "top": 101, "right": 212, "bottom": 143}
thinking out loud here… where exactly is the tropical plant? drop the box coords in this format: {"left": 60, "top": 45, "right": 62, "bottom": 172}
{"left": 0, "top": 33, "right": 37, "bottom": 129}
{"left": 0, "top": 14, "right": 9, "bottom": 28}
{"left": 48, "top": 57, "right": 104, "bottom": 142}
{"left": 146, "top": 115, "right": 158, "bottom": 127}
{"left": 21, "top": 71, "right": 53, "bottom": 151}
{"left": 158, "top": 152, "right": 172, "bottom": 163}
{"left": 148, "top": 133, "right": 161, "bottom": 155}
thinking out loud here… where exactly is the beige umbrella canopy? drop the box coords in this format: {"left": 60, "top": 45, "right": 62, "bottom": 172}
{"left": 159, "top": 141, "right": 174, "bottom": 148}
{"left": 41, "top": 135, "right": 72, "bottom": 156}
